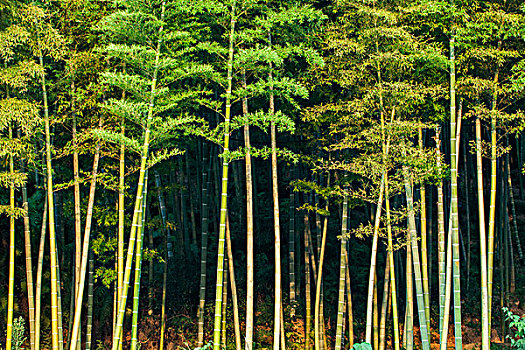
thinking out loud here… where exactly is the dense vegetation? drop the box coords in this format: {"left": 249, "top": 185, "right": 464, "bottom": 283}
{"left": 0, "top": 0, "right": 524, "bottom": 350}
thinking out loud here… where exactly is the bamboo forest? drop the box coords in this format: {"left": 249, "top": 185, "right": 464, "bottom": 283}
{"left": 2, "top": 0, "right": 525, "bottom": 349}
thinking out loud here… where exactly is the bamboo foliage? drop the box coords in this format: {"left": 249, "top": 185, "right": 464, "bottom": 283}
{"left": 2, "top": 1, "right": 525, "bottom": 350}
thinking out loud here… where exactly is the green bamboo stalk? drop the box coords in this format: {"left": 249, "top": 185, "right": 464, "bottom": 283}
{"left": 475, "top": 115, "right": 490, "bottom": 350}
{"left": 436, "top": 126, "right": 446, "bottom": 335}
{"left": 404, "top": 235, "right": 413, "bottom": 350}
{"left": 403, "top": 169, "right": 430, "bottom": 350}
{"left": 268, "top": 29, "right": 283, "bottom": 350}
{"left": 212, "top": 2, "right": 236, "bottom": 349}
{"left": 365, "top": 174, "right": 385, "bottom": 344}
{"left": 385, "top": 175, "right": 399, "bottom": 350}
{"left": 38, "top": 32, "right": 61, "bottom": 350}
{"left": 506, "top": 150, "right": 523, "bottom": 261}
{"left": 72, "top": 92, "right": 82, "bottom": 316}
{"left": 117, "top": 112, "right": 125, "bottom": 338}
{"left": 68, "top": 118, "right": 102, "bottom": 350}
{"left": 56, "top": 246, "right": 64, "bottom": 350}
{"left": 343, "top": 241, "right": 354, "bottom": 348}
{"left": 449, "top": 35, "right": 462, "bottom": 350}
{"left": 379, "top": 254, "right": 390, "bottom": 350}
{"left": 335, "top": 186, "right": 349, "bottom": 350}
{"left": 243, "top": 68, "right": 255, "bottom": 350}
{"left": 197, "top": 145, "right": 209, "bottom": 348}
{"left": 304, "top": 211, "right": 312, "bottom": 350}
{"left": 373, "top": 274, "right": 379, "bottom": 350}
{"left": 221, "top": 256, "right": 229, "bottom": 348}
{"left": 289, "top": 167, "right": 296, "bottom": 317}
{"left": 20, "top": 142, "right": 35, "bottom": 350}
{"left": 504, "top": 158, "right": 516, "bottom": 294}
{"left": 314, "top": 171, "right": 331, "bottom": 350}
{"left": 516, "top": 136, "right": 524, "bottom": 201}
{"left": 112, "top": 3, "right": 165, "bottom": 348}
{"left": 226, "top": 216, "right": 242, "bottom": 350}
{"left": 179, "top": 157, "right": 190, "bottom": 253}
{"left": 186, "top": 156, "right": 198, "bottom": 246}
{"left": 159, "top": 221, "right": 168, "bottom": 350}
{"left": 439, "top": 230, "right": 453, "bottom": 350}
{"left": 6, "top": 125, "right": 15, "bottom": 350}
{"left": 131, "top": 170, "right": 148, "bottom": 350}
{"left": 155, "top": 171, "right": 170, "bottom": 350}
{"left": 419, "top": 128, "right": 430, "bottom": 335}
{"left": 403, "top": 158, "right": 430, "bottom": 350}
{"left": 487, "top": 61, "right": 499, "bottom": 340}
{"left": 463, "top": 132, "right": 472, "bottom": 290}
{"left": 85, "top": 250, "right": 94, "bottom": 350}
{"left": 34, "top": 196, "right": 47, "bottom": 350}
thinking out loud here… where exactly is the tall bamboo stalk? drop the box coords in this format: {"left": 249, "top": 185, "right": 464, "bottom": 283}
{"left": 436, "top": 126, "right": 446, "bottom": 335}
{"left": 289, "top": 167, "right": 296, "bottom": 316}
{"left": 304, "top": 211, "right": 312, "bottom": 350}
{"left": 212, "top": 2, "right": 236, "bottom": 349}
{"left": 506, "top": 151, "right": 523, "bottom": 261}
{"left": 314, "top": 171, "right": 331, "bottom": 350}
{"left": 131, "top": 171, "right": 148, "bottom": 350}
{"left": 40, "top": 48, "right": 61, "bottom": 350}
{"left": 34, "top": 196, "right": 47, "bottom": 350}
{"left": 243, "top": 68, "right": 255, "bottom": 350}
{"left": 112, "top": 3, "right": 166, "bottom": 348}
{"left": 343, "top": 241, "right": 354, "bottom": 348}
{"left": 155, "top": 171, "right": 170, "bottom": 350}
{"left": 402, "top": 167, "right": 430, "bottom": 350}
{"left": 226, "top": 216, "right": 242, "bottom": 350}
{"left": 439, "top": 229, "right": 453, "bottom": 350}
{"left": 20, "top": 144, "right": 35, "bottom": 350}
{"left": 85, "top": 250, "right": 94, "bottom": 350}
{"left": 68, "top": 118, "right": 102, "bottom": 350}
{"left": 404, "top": 236, "right": 413, "bottom": 350}
{"left": 117, "top": 107, "right": 125, "bottom": 346}
{"left": 379, "top": 254, "right": 390, "bottom": 350}
{"left": 449, "top": 34, "right": 462, "bottom": 350}
{"left": 6, "top": 125, "right": 15, "bottom": 350}
{"left": 72, "top": 88, "right": 82, "bottom": 322}
{"left": 419, "top": 128, "right": 430, "bottom": 334}
{"left": 335, "top": 185, "right": 349, "bottom": 350}
{"left": 365, "top": 174, "right": 385, "bottom": 344}
{"left": 475, "top": 115, "right": 490, "bottom": 350}
{"left": 197, "top": 145, "right": 209, "bottom": 348}
{"left": 385, "top": 174, "right": 399, "bottom": 350}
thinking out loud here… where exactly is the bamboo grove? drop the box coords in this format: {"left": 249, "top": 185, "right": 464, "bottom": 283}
{"left": 0, "top": 0, "right": 524, "bottom": 349}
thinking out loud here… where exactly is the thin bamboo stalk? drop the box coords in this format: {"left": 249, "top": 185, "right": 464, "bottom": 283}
{"left": 131, "top": 171, "right": 148, "bottom": 350}
{"left": 304, "top": 211, "right": 312, "bottom": 350}
{"left": 68, "top": 118, "right": 103, "bottom": 350}
{"left": 20, "top": 149, "right": 35, "bottom": 350}
{"left": 243, "top": 68, "right": 255, "bottom": 350}
{"left": 212, "top": 3, "right": 236, "bottom": 349}
{"left": 86, "top": 250, "right": 94, "bottom": 350}
{"left": 365, "top": 174, "right": 385, "bottom": 344}
{"left": 197, "top": 145, "right": 209, "bottom": 348}
{"left": 379, "top": 255, "right": 390, "bottom": 350}
{"left": 419, "top": 128, "right": 430, "bottom": 335}
{"left": 112, "top": 3, "right": 166, "bottom": 347}
{"left": 385, "top": 176, "right": 399, "bottom": 350}
{"left": 6, "top": 125, "right": 15, "bottom": 350}
{"left": 226, "top": 216, "right": 242, "bottom": 350}
{"left": 335, "top": 187, "right": 349, "bottom": 350}
{"left": 475, "top": 115, "right": 490, "bottom": 350}
{"left": 34, "top": 197, "right": 47, "bottom": 350}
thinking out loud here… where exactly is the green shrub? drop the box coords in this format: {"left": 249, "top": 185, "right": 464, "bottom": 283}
{"left": 503, "top": 307, "right": 525, "bottom": 349}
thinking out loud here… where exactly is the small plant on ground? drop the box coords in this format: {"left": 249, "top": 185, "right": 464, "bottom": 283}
{"left": 13, "top": 317, "right": 27, "bottom": 350}
{"left": 503, "top": 307, "right": 525, "bottom": 349}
